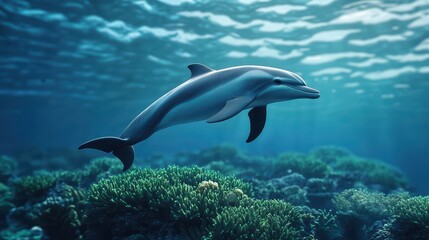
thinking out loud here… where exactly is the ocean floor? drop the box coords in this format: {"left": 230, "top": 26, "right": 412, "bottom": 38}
{"left": 0, "top": 145, "right": 427, "bottom": 240}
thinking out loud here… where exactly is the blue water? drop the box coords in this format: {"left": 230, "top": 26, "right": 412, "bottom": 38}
{"left": 1, "top": 0, "right": 429, "bottom": 193}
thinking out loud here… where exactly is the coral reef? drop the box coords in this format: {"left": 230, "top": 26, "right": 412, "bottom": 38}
{"left": 86, "top": 166, "right": 253, "bottom": 238}
{"left": 333, "top": 156, "right": 407, "bottom": 190}
{"left": 389, "top": 196, "right": 429, "bottom": 239}
{"left": 0, "top": 145, "right": 423, "bottom": 240}
{"left": 12, "top": 173, "right": 57, "bottom": 205}
{"left": 13, "top": 148, "right": 95, "bottom": 174}
{"left": 332, "top": 189, "right": 409, "bottom": 222}
{"left": 333, "top": 188, "right": 429, "bottom": 239}
{"left": 0, "top": 183, "right": 14, "bottom": 228}
{"left": 311, "top": 146, "right": 351, "bottom": 164}
{"left": 12, "top": 184, "right": 86, "bottom": 239}
{"left": 273, "top": 153, "right": 329, "bottom": 178}
{"left": 207, "top": 199, "right": 304, "bottom": 240}
{"left": 0, "top": 155, "right": 17, "bottom": 183}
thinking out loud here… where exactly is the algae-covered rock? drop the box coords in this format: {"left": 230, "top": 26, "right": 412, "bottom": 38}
{"left": 9, "top": 183, "right": 86, "bottom": 240}
{"left": 306, "top": 178, "right": 336, "bottom": 208}
{"left": 224, "top": 188, "right": 246, "bottom": 206}
{"left": 27, "top": 184, "right": 86, "bottom": 239}
{"left": 250, "top": 173, "right": 308, "bottom": 205}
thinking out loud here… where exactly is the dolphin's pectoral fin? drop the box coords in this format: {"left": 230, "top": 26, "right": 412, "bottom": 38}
{"left": 188, "top": 63, "right": 214, "bottom": 78}
{"left": 207, "top": 96, "right": 254, "bottom": 123}
{"left": 246, "top": 106, "right": 267, "bottom": 143}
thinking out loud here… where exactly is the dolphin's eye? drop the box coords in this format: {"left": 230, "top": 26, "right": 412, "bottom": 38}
{"left": 273, "top": 78, "right": 282, "bottom": 85}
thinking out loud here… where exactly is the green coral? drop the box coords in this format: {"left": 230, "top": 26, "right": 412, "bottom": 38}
{"left": 87, "top": 166, "right": 252, "bottom": 238}
{"left": 334, "top": 156, "right": 407, "bottom": 189}
{"left": 11, "top": 157, "right": 122, "bottom": 205}
{"left": 83, "top": 157, "right": 123, "bottom": 179}
{"left": 332, "top": 189, "right": 409, "bottom": 221}
{"left": 54, "top": 157, "right": 123, "bottom": 187}
{"left": 0, "top": 155, "right": 16, "bottom": 183}
{"left": 273, "top": 153, "right": 329, "bottom": 178}
{"left": 334, "top": 189, "right": 429, "bottom": 239}
{"left": 1, "top": 146, "right": 418, "bottom": 240}
{"left": 312, "top": 209, "right": 339, "bottom": 240}
{"left": 12, "top": 172, "right": 57, "bottom": 204}
{"left": 390, "top": 196, "right": 429, "bottom": 239}
{"left": 206, "top": 199, "right": 304, "bottom": 240}
{"left": 311, "top": 146, "right": 351, "bottom": 164}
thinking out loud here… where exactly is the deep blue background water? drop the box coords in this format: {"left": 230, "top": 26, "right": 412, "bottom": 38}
{"left": 1, "top": 0, "right": 429, "bottom": 193}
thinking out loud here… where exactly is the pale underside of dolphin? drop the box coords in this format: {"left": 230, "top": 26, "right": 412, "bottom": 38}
{"left": 79, "top": 64, "right": 320, "bottom": 170}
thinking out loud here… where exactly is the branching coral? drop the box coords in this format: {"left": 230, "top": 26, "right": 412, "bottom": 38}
{"left": 273, "top": 153, "right": 329, "bottom": 178}
{"left": 334, "top": 189, "right": 429, "bottom": 239}
{"left": 82, "top": 157, "right": 123, "bottom": 179}
{"left": 12, "top": 158, "right": 122, "bottom": 206}
{"left": 390, "top": 196, "right": 429, "bottom": 239}
{"left": 312, "top": 209, "right": 339, "bottom": 240}
{"left": 310, "top": 146, "right": 351, "bottom": 164}
{"left": 332, "top": 189, "right": 409, "bottom": 222}
{"left": 206, "top": 199, "right": 304, "bottom": 240}
{"left": 12, "top": 173, "right": 57, "bottom": 205}
{"left": 333, "top": 156, "right": 407, "bottom": 190}
{"left": 2, "top": 146, "right": 418, "bottom": 240}
{"left": 86, "top": 166, "right": 252, "bottom": 238}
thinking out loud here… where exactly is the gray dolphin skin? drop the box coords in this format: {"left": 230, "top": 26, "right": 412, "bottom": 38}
{"left": 79, "top": 64, "right": 320, "bottom": 170}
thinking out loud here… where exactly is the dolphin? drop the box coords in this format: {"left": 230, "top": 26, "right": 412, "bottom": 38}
{"left": 79, "top": 64, "right": 320, "bottom": 170}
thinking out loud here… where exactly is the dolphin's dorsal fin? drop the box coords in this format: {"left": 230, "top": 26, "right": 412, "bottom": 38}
{"left": 246, "top": 106, "right": 267, "bottom": 143}
{"left": 188, "top": 63, "right": 214, "bottom": 78}
{"left": 207, "top": 96, "right": 254, "bottom": 123}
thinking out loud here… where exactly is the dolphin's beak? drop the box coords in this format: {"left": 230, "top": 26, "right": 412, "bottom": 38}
{"left": 288, "top": 85, "right": 320, "bottom": 99}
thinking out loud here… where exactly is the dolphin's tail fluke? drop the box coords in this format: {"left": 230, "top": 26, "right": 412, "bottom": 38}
{"left": 78, "top": 136, "right": 134, "bottom": 171}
